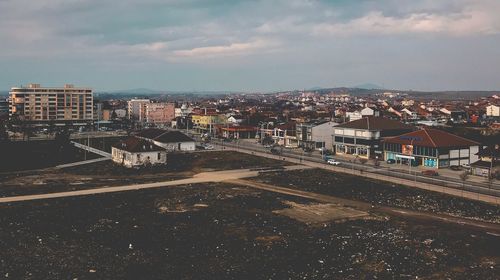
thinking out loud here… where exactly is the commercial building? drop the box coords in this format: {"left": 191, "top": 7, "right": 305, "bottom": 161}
{"left": 9, "top": 83, "right": 93, "bottom": 122}
{"left": 296, "top": 120, "right": 338, "bottom": 150}
{"left": 383, "top": 129, "right": 480, "bottom": 168}
{"left": 191, "top": 113, "right": 226, "bottom": 135}
{"left": 333, "top": 116, "right": 413, "bottom": 159}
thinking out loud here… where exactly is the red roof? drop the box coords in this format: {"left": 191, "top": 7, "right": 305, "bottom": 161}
{"left": 383, "top": 129, "right": 479, "bottom": 148}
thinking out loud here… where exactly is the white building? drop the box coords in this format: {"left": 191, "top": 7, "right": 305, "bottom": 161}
{"left": 486, "top": 105, "right": 499, "bottom": 117}
{"left": 111, "top": 136, "right": 167, "bottom": 168}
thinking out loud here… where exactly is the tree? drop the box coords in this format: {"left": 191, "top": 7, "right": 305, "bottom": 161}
{"left": 459, "top": 170, "right": 469, "bottom": 189}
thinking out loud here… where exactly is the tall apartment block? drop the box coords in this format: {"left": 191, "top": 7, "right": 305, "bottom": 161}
{"left": 127, "top": 98, "right": 150, "bottom": 121}
{"left": 9, "top": 84, "right": 93, "bottom": 122}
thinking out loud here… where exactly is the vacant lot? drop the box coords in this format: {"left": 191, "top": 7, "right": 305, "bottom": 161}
{"left": 0, "top": 140, "right": 97, "bottom": 172}
{"left": 252, "top": 168, "right": 500, "bottom": 223}
{"left": 0, "top": 183, "right": 497, "bottom": 279}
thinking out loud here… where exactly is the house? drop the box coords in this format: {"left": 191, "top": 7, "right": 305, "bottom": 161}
{"left": 361, "top": 107, "right": 380, "bottom": 117}
{"left": 135, "top": 128, "right": 196, "bottom": 151}
{"left": 296, "top": 120, "right": 338, "bottom": 150}
{"left": 333, "top": 116, "right": 413, "bottom": 159}
{"left": 111, "top": 136, "right": 167, "bottom": 168}
{"left": 383, "top": 129, "right": 480, "bottom": 168}
{"left": 471, "top": 145, "right": 500, "bottom": 177}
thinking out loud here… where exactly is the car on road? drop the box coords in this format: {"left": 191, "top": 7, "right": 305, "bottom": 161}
{"left": 450, "top": 165, "right": 461, "bottom": 171}
{"left": 203, "top": 144, "right": 214, "bottom": 150}
{"left": 421, "top": 170, "right": 439, "bottom": 176}
{"left": 386, "top": 159, "right": 396, "bottom": 164}
{"left": 327, "top": 159, "right": 341, "bottom": 166}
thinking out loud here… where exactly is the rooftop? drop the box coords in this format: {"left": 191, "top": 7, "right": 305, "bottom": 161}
{"left": 383, "top": 128, "right": 480, "bottom": 148}
{"left": 336, "top": 116, "right": 412, "bottom": 131}
{"left": 112, "top": 136, "right": 165, "bottom": 153}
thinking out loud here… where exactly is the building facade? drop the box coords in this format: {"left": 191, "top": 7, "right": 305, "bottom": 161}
{"left": 9, "top": 84, "right": 93, "bottom": 122}
{"left": 296, "top": 120, "right": 338, "bottom": 150}
{"left": 383, "top": 129, "right": 480, "bottom": 168}
{"left": 127, "top": 99, "right": 150, "bottom": 121}
{"left": 111, "top": 136, "right": 167, "bottom": 168}
{"left": 333, "top": 116, "right": 413, "bottom": 159}
{"left": 146, "top": 102, "right": 175, "bottom": 125}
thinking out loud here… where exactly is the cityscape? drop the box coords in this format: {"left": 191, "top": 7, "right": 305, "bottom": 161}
{"left": 0, "top": 1, "right": 499, "bottom": 279}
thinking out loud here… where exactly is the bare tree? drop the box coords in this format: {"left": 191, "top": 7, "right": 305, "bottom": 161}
{"left": 459, "top": 170, "right": 469, "bottom": 192}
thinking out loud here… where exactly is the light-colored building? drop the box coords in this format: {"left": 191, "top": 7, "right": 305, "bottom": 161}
{"left": 9, "top": 83, "right": 93, "bottom": 122}
{"left": 111, "top": 136, "right": 167, "bottom": 168}
{"left": 486, "top": 105, "right": 499, "bottom": 117}
{"left": 296, "top": 120, "right": 338, "bottom": 150}
{"left": 146, "top": 102, "right": 175, "bottom": 125}
{"left": 127, "top": 98, "right": 150, "bottom": 121}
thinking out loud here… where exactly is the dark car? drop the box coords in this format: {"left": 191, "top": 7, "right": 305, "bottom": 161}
{"left": 450, "top": 165, "right": 461, "bottom": 171}
{"left": 386, "top": 159, "right": 396, "bottom": 164}
{"left": 421, "top": 170, "right": 439, "bottom": 176}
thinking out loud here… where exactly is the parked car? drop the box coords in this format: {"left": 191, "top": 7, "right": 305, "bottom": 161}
{"left": 461, "top": 163, "right": 471, "bottom": 169}
{"left": 327, "top": 159, "right": 341, "bottom": 166}
{"left": 386, "top": 159, "right": 396, "bottom": 164}
{"left": 450, "top": 165, "right": 461, "bottom": 171}
{"left": 203, "top": 144, "right": 214, "bottom": 150}
{"left": 421, "top": 170, "right": 439, "bottom": 176}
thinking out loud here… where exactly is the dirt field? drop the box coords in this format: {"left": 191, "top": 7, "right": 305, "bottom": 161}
{"left": 252, "top": 168, "right": 500, "bottom": 224}
{"left": 0, "top": 151, "right": 289, "bottom": 197}
{"left": 0, "top": 183, "right": 497, "bottom": 279}
{"left": 0, "top": 140, "right": 98, "bottom": 172}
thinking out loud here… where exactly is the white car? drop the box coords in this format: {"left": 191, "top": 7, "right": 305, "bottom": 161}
{"left": 327, "top": 159, "right": 341, "bottom": 166}
{"left": 203, "top": 144, "right": 214, "bottom": 150}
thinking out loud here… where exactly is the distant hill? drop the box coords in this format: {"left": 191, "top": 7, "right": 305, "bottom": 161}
{"left": 353, "top": 83, "right": 385, "bottom": 90}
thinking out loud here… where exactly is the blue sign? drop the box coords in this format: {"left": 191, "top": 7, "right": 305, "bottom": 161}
{"left": 399, "top": 136, "right": 422, "bottom": 141}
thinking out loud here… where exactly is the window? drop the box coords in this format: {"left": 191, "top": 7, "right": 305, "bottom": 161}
{"left": 157, "top": 153, "right": 161, "bottom": 160}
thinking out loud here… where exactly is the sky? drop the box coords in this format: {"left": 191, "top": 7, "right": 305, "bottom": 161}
{"left": 0, "top": 0, "right": 499, "bottom": 92}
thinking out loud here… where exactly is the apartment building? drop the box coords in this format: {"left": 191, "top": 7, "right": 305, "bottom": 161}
{"left": 9, "top": 83, "right": 93, "bottom": 122}
{"left": 127, "top": 98, "right": 150, "bottom": 121}
{"left": 146, "top": 102, "right": 175, "bottom": 125}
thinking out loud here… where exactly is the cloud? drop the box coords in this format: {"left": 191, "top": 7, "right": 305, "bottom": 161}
{"left": 312, "top": 4, "right": 500, "bottom": 36}
{"left": 172, "top": 39, "right": 279, "bottom": 59}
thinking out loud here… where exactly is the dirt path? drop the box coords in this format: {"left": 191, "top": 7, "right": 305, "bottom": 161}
{"left": 228, "top": 179, "right": 500, "bottom": 236}
{"left": 0, "top": 165, "right": 310, "bottom": 204}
